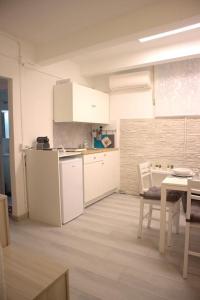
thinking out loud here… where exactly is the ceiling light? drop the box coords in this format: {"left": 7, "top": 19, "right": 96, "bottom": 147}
{"left": 138, "top": 23, "right": 200, "bottom": 43}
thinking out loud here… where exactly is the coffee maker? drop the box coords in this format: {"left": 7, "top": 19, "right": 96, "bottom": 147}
{"left": 36, "top": 136, "right": 50, "bottom": 150}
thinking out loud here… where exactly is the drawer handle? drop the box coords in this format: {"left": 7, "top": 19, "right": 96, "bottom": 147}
{"left": 91, "top": 104, "right": 96, "bottom": 108}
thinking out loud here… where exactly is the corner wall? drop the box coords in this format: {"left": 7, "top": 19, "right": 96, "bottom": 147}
{"left": 91, "top": 58, "right": 200, "bottom": 194}
{"left": 0, "top": 32, "right": 89, "bottom": 217}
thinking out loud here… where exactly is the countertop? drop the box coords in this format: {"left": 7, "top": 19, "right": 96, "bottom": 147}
{"left": 81, "top": 148, "right": 119, "bottom": 155}
{"left": 27, "top": 148, "right": 118, "bottom": 157}
{"left": 58, "top": 151, "right": 82, "bottom": 158}
{"left": 60, "top": 148, "right": 119, "bottom": 156}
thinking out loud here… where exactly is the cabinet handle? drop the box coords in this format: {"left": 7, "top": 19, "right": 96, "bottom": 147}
{"left": 91, "top": 104, "right": 96, "bottom": 108}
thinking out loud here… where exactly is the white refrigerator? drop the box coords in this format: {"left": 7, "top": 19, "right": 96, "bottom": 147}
{"left": 59, "top": 157, "right": 83, "bottom": 224}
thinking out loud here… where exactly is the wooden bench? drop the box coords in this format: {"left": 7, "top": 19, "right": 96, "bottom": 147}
{"left": 4, "top": 245, "right": 70, "bottom": 300}
{"left": 0, "top": 194, "right": 10, "bottom": 248}
{"left": 0, "top": 194, "right": 69, "bottom": 299}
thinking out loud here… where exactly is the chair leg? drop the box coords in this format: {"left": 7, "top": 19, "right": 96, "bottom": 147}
{"left": 175, "top": 201, "right": 180, "bottom": 234}
{"left": 167, "top": 208, "right": 173, "bottom": 247}
{"left": 137, "top": 198, "right": 144, "bottom": 239}
{"left": 183, "top": 222, "right": 190, "bottom": 279}
{"left": 147, "top": 204, "right": 153, "bottom": 228}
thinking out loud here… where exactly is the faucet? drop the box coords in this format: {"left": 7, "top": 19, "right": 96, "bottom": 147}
{"left": 59, "top": 145, "right": 65, "bottom": 152}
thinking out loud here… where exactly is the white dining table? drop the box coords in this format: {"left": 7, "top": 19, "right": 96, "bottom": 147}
{"left": 159, "top": 176, "right": 189, "bottom": 254}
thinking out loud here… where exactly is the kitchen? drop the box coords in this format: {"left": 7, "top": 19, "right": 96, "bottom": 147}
{"left": 0, "top": 0, "right": 200, "bottom": 299}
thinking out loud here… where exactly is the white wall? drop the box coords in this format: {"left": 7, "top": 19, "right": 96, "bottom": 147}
{"left": 91, "top": 58, "right": 200, "bottom": 147}
{"left": 155, "top": 58, "right": 200, "bottom": 117}
{"left": 21, "top": 67, "right": 55, "bottom": 147}
{"left": 91, "top": 73, "right": 154, "bottom": 146}
{"left": 110, "top": 90, "right": 153, "bottom": 146}
{"left": 0, "top": 37, "right": 26, "bottom": 217}
{"left": 0, "top": 32, "right": 89, "bottom": 217}
{"left": 21, "top": 62, "right": 91, "bottom": 148}
{"left": 110, "top": 90, "right": 153, "bottom": 120}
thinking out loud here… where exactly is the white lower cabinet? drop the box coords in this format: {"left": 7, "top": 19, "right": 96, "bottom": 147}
{"left": 83, "top": 151, "right": 119, "bottom": 206}
{"left": 103, "top": 151, "right": 119, "bottom": 192}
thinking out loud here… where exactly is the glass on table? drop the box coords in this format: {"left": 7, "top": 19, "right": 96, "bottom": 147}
{"left": 192, "top": 168, "right": 200, "bottom": 179}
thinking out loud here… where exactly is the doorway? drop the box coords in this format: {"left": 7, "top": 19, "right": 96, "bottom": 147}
{"left": 0, "top": 78, "right": 12, "bottom": 215}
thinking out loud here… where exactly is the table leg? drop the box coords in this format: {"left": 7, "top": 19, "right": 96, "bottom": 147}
{"left": 159, "top": 186, "right": 167, "bottom": 253}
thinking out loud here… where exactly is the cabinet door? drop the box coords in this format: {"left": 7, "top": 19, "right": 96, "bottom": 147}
{"left": 84, "top": 160, "right": 104, "bottom": 204}
{"left": 73, "top": 84, "right": 94, "bottom": 122}
{"left": 84, "top": 152, "right": 119, "bottom": 205}
{"left": 91, "top": 90, "right": 109, "bottom": 124}
{"left": 103, "top": 151, "right": 119, "bottom": 192}
{"left": 73, "top": 83, "right": 109, "bottom": 124}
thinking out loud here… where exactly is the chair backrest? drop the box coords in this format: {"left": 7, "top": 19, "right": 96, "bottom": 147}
{"left": 186, "top": 179, "right": 200, "bottom": 221}
{"left": 138, "top": 162, "right": 153, "bottom": 194}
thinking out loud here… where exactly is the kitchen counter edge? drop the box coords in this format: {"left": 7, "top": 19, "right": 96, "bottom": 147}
{"left": 82, "top": 148, "right": 119, "bottom": 155}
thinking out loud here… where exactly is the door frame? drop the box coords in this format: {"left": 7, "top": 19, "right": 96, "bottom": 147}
{"left": 0, "top": 109, "right": 5, "bottom": 194}
{"left": 0, "top": 76, "right": 15, "bottom": 216}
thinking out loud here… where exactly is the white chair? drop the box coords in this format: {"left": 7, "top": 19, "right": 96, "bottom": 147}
{"left": 183, "top": 179, "right": 200, "bottom": 278}
{"left": 137, "top": 162, "right": 181, "bottom": 246}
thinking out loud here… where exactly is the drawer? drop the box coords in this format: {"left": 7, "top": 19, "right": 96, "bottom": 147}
{"left": 84, "top": 153, "right": 104, "bottom": 164}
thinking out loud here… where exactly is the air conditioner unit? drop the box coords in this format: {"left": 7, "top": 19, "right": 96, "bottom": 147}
{"left": 109, "top": 71, "right": 152, "bottom": 91}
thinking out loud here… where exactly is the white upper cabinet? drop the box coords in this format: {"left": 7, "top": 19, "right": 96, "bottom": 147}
{"left": 53, "top": 81, "right": 109, "bottom": 124}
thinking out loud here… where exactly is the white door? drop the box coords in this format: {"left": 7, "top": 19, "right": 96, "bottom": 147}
{"left": 60, "top": 158, "right": 83, "bottom": 223}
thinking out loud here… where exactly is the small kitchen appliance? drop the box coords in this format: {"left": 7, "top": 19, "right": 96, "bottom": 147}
{"left": 36, "top": 136, "right": 50, "bottom": 150}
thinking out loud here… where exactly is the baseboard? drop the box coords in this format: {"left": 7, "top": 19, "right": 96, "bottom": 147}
{"left": 84, "top": 189, "right": 117, "bottom": 208}
{"left": 11, "top": 212, "right": 29, "bottom": 221}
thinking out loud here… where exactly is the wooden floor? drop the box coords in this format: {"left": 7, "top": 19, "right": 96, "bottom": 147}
{"left": 10, "top": 193, "right": 200, "bottom": 300}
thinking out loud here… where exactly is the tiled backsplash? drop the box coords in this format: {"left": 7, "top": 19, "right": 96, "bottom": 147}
{"left": 120, "top": 117, "right": 200, "bottom": 195}
{"left": 53, "top": 122, "right": 92, "bottom": 148}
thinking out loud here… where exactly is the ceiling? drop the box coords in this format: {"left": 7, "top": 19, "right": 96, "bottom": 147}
{"left": 0, "top": 0, "right": 200, "bottom": 72}
{"left": 71, "top": 29, "right": 200, "bottom": 63}
{"left": 0, "top": 0, "right": 157, "bottom": 45}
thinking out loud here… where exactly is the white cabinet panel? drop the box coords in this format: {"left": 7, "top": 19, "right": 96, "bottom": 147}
{"left": 84, "top": 160, "right": 104, "bottom": 204}
{"left": 103, "top": 151, "right": 119, "bottom": 192}
{"left": 54, "top": 81, "right": 109, "bottom": 124}
{"left": 83, "top": 151, "right": 119, "bottom": 206}
{"left": 60, "top": 158, "right": 83, "bottom": 224}
{"left": 26, "top": 150, "right": 62, "bottom": 227}
{"left": 73, "top": 83, "right": 94, "bottom": 123}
